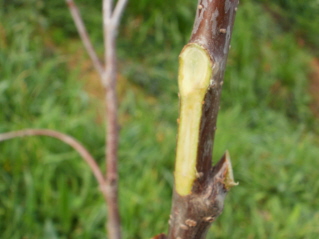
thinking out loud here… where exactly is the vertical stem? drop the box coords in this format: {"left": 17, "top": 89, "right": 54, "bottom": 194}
{"left": 103, "top": 1, "right": 121, "bottom": 239}
{"left": 104, "top": 35, "right": 121, "bottom": 239}
{"left": 66, "top": 0, "right": 128, "bottom": 238}
{"left": 166, "top": 1, "right": 239, "bottom": 238}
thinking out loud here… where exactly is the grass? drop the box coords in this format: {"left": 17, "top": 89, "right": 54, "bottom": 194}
{"left": 1, "top": 0, "right": 319, "bottom": 238}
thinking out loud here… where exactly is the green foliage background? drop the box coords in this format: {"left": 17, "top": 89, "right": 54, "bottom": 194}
{"left": 1, "top": 0, "right": 319, "bottom": 238}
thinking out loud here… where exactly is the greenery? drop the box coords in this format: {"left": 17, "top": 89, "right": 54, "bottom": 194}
{"left": 1, "top": 0, "right": 319, "bottom": 238}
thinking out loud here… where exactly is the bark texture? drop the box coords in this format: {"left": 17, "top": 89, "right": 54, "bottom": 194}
{"left": 167, "top": 0, "right": 239, "bottom": 238}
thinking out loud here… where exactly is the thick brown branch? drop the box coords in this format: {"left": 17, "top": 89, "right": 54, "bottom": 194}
{"left": 66, "top": 0, "right": 104, "bottom": 78}
{"left": 192, "top": 0, "right": 239, "bottom": 185}
{"left": 166, "top": 1, "right": 239, "bottom": 238}
{"left": 0, "top": 129, "right": 105, "bottom": 187}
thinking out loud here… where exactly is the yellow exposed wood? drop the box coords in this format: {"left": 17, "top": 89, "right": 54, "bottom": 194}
{"left": 175, "top": 43, "right": 213, "bottom": 196}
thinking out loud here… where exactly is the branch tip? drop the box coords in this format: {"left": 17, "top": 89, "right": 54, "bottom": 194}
{"left": 112, "top": 0, "right": 129, "bottom": 27}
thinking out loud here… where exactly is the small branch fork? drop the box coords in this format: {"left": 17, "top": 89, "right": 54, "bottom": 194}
{"left": 66, "top": 0, "right": 128, "bottom": 86}
{"left": 1, "top": 1, "right": 128, "bottom": 239}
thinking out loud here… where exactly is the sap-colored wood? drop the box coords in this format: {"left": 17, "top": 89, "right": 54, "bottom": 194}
{"left": 175, "top": 44, "right": 212, "bottom": 196}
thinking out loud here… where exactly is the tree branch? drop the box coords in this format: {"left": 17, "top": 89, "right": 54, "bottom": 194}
{"left": 66, "top": 1, "right": 127, "bottom": 238}
{"left": 66, "top": 0, "right": 104, "bottom": 78}
{"left": 0, "top": 129, "right": 105, "bottom": 187}
{"left": 166, "top": 1, "right": 240, "bottom": 238}
{"left": 190, "top": 0, "right": 239, "bottom": 187}
{"left": 112, "top": 0, "right": 129, "bottom": 29}
{"left": 102, "top": 1, "right": 122, "bottom": 239}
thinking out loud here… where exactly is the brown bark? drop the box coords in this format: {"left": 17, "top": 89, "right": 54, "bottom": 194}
{"left": 166, "top": 1, "right": 239, "bottom": 238}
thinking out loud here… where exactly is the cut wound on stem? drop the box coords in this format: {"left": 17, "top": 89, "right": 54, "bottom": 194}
{"left": 175, "top": 43, "right": 213, "bottom": 196}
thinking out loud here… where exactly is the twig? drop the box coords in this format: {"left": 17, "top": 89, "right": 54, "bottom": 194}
{"left": 103, "top": 0, "right": 114, "bottom": 82}
{"left": 0, "top": 129, "right": 105, "bottom": 187}
{"left": 66, "top": 0, "right": 104, "bottom": 78}
{"left": 112, "top": 0, "right": 129, "bottom": 29}
{"left": 66, "top": 0, "right": 127, "bottom": 238}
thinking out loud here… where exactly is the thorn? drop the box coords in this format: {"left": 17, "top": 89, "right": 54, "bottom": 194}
{"left": 220, "top": 81, "right": 224, "bottom": 86}
{"left": 224, "top": 151, "right": 239, "bottom": 188}
{"left": 202, "top": 101, "right": 205, "bottom": 105}
{"left": 235, "top": 7, "right": 238, "bottom": 11}
{"left": 219, "top": 28, "right": 226, "bottom": 34}
{"left": 213, "top": 151, "right": 239, "bottom": 190}
{"left": 177, "top": 118, "right": 180, "bottom": 124}
{"left": 198, "top": 4, "right": 203, "bottom": 9}
{"left": 229, "top": 45, "right": 232, "bottom": 49}
{"left": 185, "top": 219, "right": 197, "bottom": 227}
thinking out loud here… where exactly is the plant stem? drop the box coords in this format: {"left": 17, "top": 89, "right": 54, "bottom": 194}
{"left": 67, "top": 0, "right": 128, "bottom": 238}
{"left": 102, "top": 0, "right": 121, "bottom": 238}
{"left": 166, "top": 0, "right": 240, "bottom": 238}
{"left": 0, "top": 129, "right": 105, "bottom": 187}
{"left": 66, "top": 0, "right": 104, "bottom": 79}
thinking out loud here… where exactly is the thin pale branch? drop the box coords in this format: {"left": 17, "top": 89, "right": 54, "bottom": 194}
{"left": 112, "top": 0, "right": 128, "bottom": 29}
{"left": 66, "top": 0, "right": 104, "bottom": 78}
{"left": 103, "top": 0, "right": 113, "bottom": 23}
{"left": 0, "top": 129, "right": 105, "bottom": 187}
{"left": 65, "top": 1, "right": 126, "bottom": 238}
{"left": 101, "top": 1, "right": 122, "bottom": 239}
{"left": 103, "top": 0, "right": 113, "bottom": 69}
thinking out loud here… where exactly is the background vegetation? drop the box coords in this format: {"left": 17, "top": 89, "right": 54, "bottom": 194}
{"left": 1, "top": 0, "right": 319, "bottom": 238}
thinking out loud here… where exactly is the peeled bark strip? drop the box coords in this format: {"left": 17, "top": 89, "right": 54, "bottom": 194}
{"left": 167, "top": 0, "right": 239, "bottom": 238}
